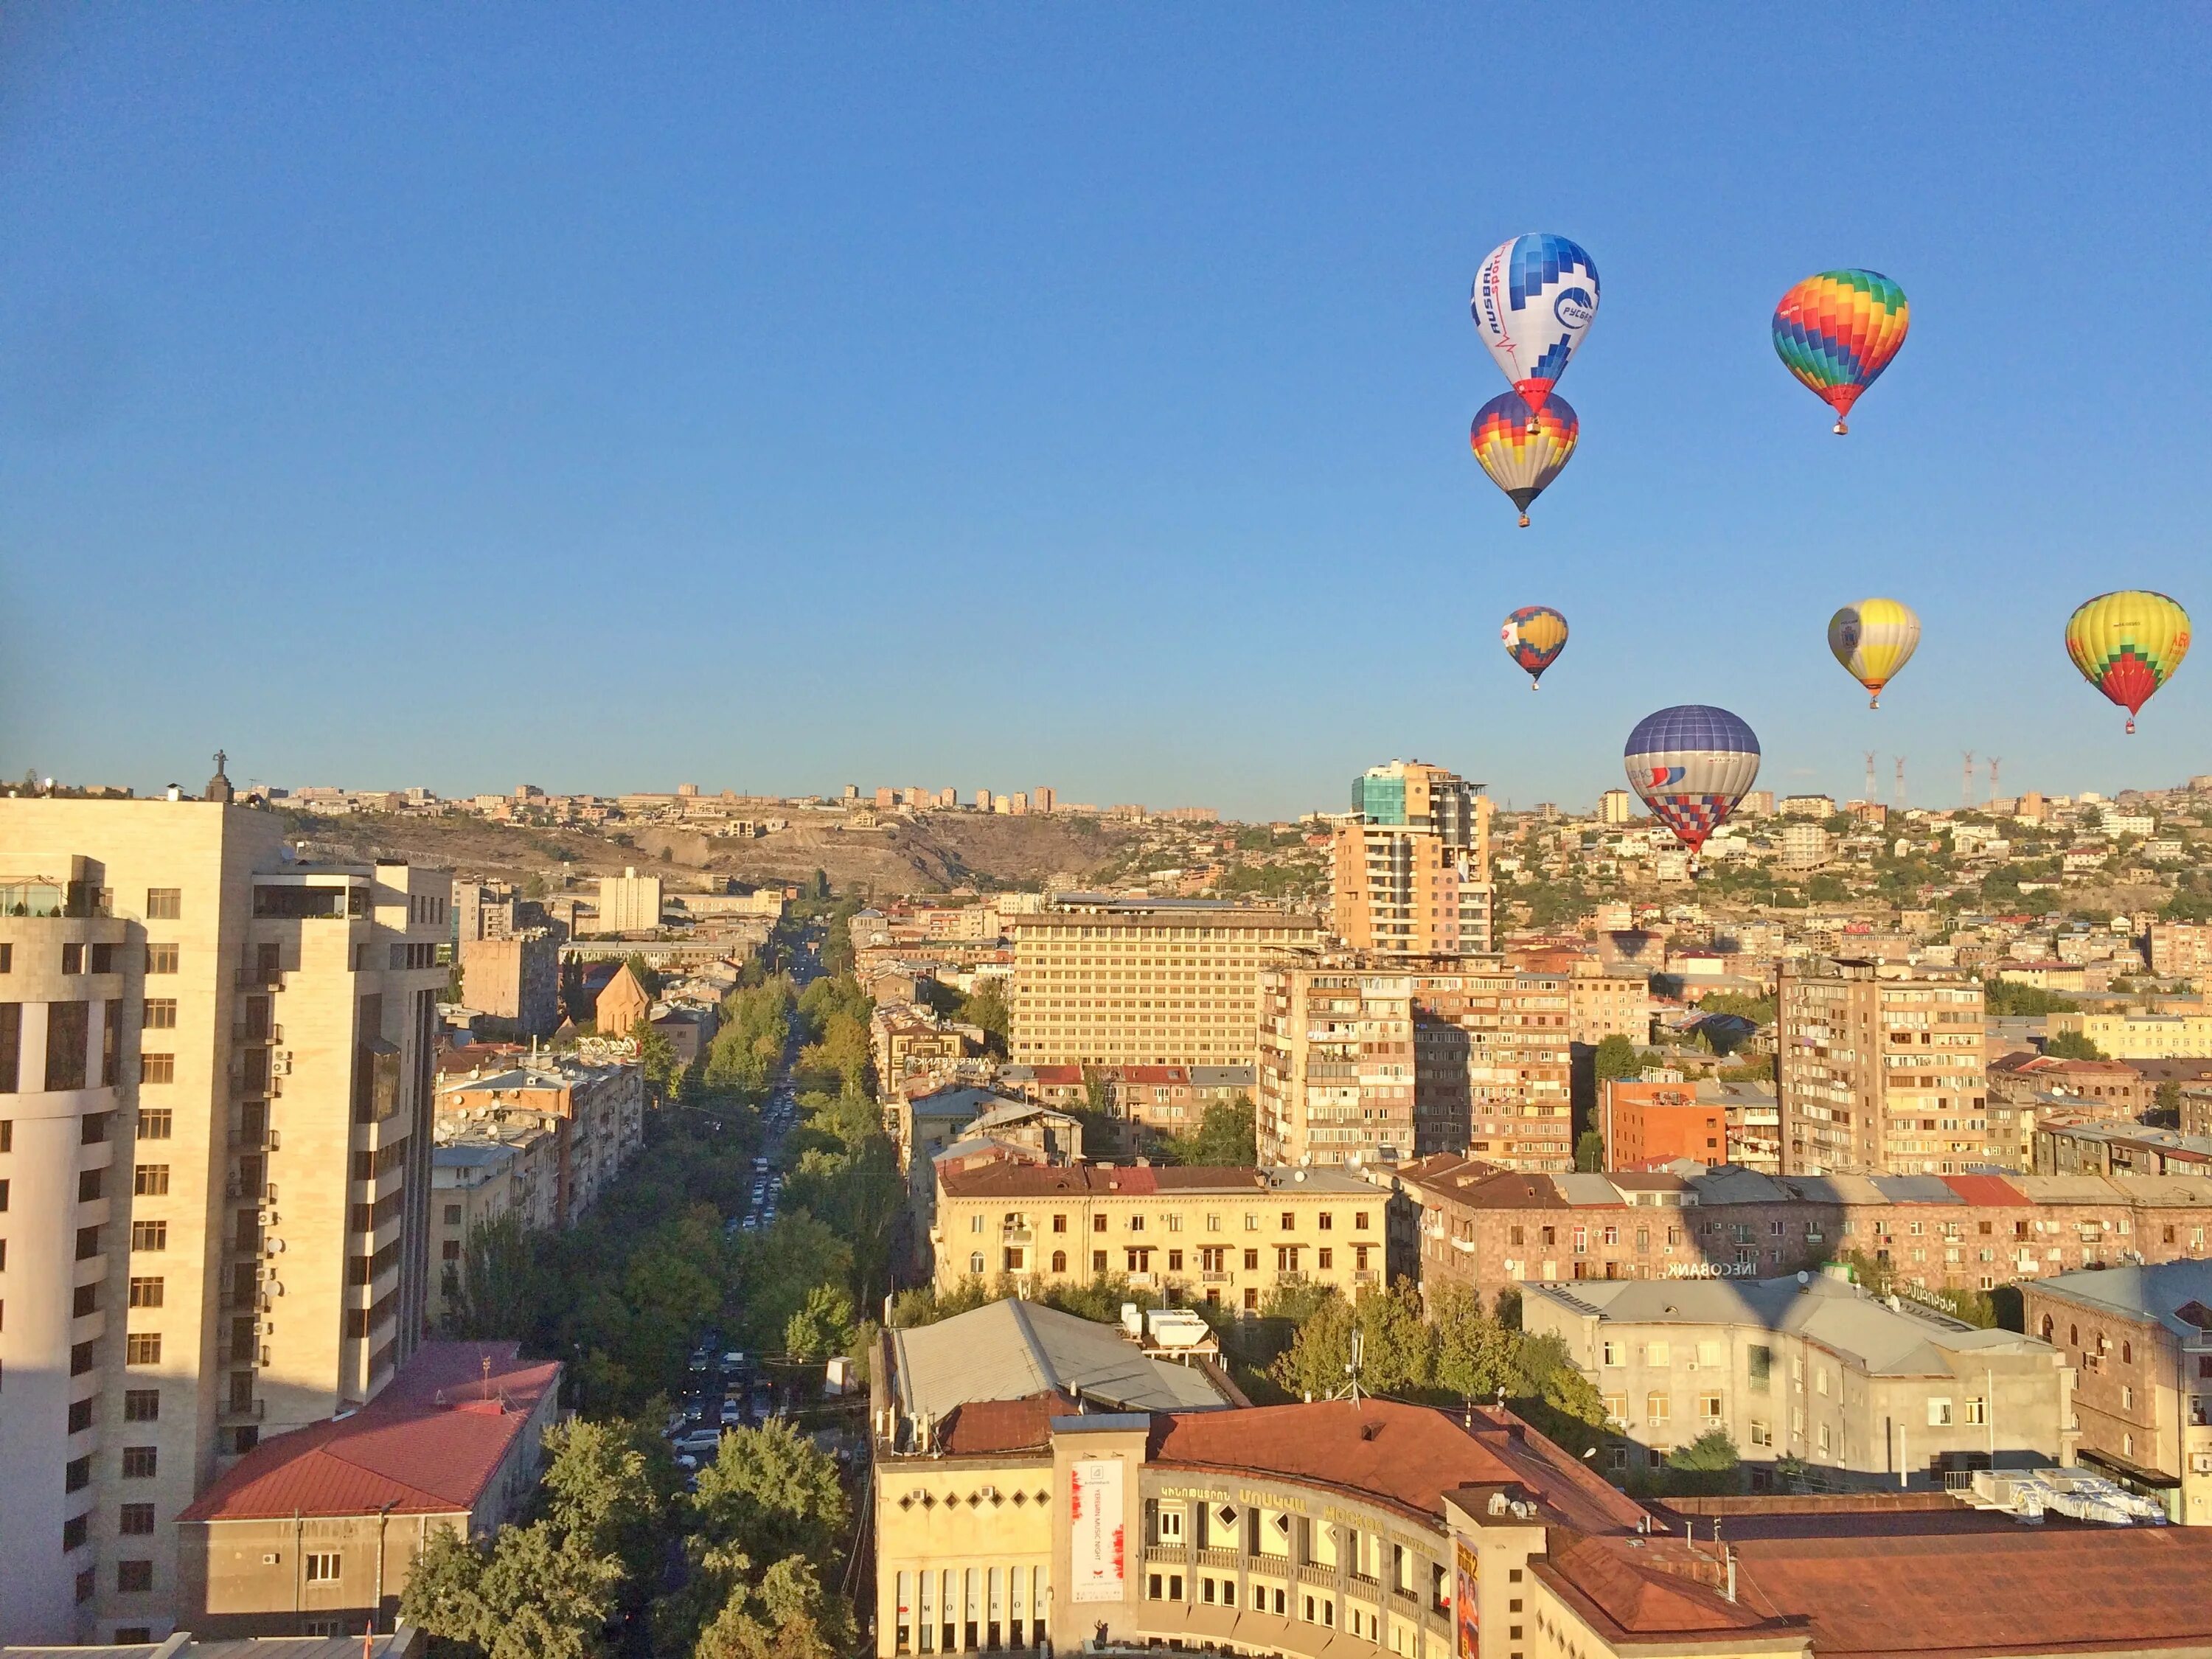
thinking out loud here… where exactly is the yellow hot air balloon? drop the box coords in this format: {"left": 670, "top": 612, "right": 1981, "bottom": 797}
{"left": 1827, "top": 597, "right": 1921, "bottom": 708}
{"left": 2065, "top": 590, "right": 2191, "bottom": 734}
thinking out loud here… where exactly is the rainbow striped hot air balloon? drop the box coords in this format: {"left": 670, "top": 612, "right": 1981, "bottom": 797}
{"left": 1470, "top": 393, "right": 1579, "bottom": 526}
{"left": 1501, "top": 605, "right": 1569, "bottom": 688}
{"left": 1828, "top": 597, "right": 1921, "bottom": 708}
{"left": 1623, "top": 706, "right": 1761, "bottom": 858}
{"left": 1773, "top": 269, "right": 1909, "bottom": 434}
{"left": 2065, "top": 590, "right": 2191, "bottom": 734}
{"left": 1471, "top": 234, "right": 1599, "bottom": 432}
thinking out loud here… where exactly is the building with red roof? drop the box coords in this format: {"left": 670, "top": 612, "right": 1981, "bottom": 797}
{"left": 173, "top": 1342, "right": 561, "bottom": 1640}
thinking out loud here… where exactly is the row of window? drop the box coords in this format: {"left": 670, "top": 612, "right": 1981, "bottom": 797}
{"left": 970, "top": 1208, "right": 1372, "bottom": 1235}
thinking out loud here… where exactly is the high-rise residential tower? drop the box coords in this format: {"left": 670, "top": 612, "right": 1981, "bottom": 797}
{"left": 1778, "top": 957, "right": 1989, "bottom": 1177}
{"left": 0, "top": 798, "right": 448, "bottom": 1644}
{"left": 1329, "top": 761, "right": 1495, "bottom": 957}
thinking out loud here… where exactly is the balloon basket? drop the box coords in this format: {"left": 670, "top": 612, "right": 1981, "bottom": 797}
{"left": 1517, "top": 513, "right": 1530, "bottom": 528}
{"left": 2126, "top": 718, "right": 2137, "bottom": 735}
{"left": 1832, "top": 420, "right": 1848, "bottom": 436}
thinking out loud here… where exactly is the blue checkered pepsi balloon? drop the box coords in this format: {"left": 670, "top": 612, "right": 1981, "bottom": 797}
{"left": 1622, "top": 705, "right": 1761, "bottom": 854}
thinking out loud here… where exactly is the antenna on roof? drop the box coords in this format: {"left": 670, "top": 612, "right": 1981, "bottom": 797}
{"left": 1335, "top": 1327, "right": 1366, "bottom": 1407}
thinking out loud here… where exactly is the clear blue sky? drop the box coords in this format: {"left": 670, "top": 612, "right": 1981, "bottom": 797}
{"left": 4, "top": 7, "right": 2208, "bottom": 820}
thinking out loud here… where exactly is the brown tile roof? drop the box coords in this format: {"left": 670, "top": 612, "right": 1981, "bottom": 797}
{"left": 939, "top": 1164, "right": 1272, "bottom": 1199}
{"left": 1397, "top": 1154, "right": 1564, "bottom": 1209}
{"left": 938, "top": 1393, "right": 1074, "bottom": 1455}
{"left": 178, "top": 1342, "right": 559, "bottom": 1523}
{"left": 1729, "top": 1523, "right": 2212, "bottom": 1657}
{"left": 1534, "top": 1533, "right": 1787, "bottom": 1641}
{"left": 1149, "top": 1402, "right": 1644, "bottom": 1534}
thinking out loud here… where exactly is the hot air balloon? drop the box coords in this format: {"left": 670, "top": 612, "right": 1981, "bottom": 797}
{"left": 1471, "top": 234, "right": 1598, "bottom": 432}
{"left": 2065, "top": 590, "right": 2191, "bottom": 734}
{"left": 1623, "top": 706, "right": 1761, "bottom": 859}
{"left": 1827, "top": 597, "right": 1921, "bottom": 708}
{"left": 1470, "top": 393, "right": 1578, "bottom": 526}
{"left": 1773, "top": 269, "right": 1908, "bottom": 434}
{"left": 1501, "top": 605, "right": 1569, "bottom": 688}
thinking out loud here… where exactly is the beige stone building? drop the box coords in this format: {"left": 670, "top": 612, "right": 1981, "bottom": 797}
{"left": 933, "top": 1162, "right": 1387, "bottom": 1314}
{"left": 1525, "top": 1273, "right": 2072, "bottom": 1488}
{"left": 0, "top": 797, "right": 448, "bottom": 1645}
{"left": 593, "top": 866, "right": 663, "bottom": 936}
{"left": 1565, "top": 961, "right": 1652, "bottom": 1048}
{"left": 430, "top": 1120, "right": 559, "bottom": 1322}
{"left": 2046, "top": 1009, "right": 2212, "bottom": 1060}
{"left": 1779, "top": 958, "right": 1989, "bottom": 1176}
{"left": 1008, "top": 899, "right": 1319, "bottom": 1071}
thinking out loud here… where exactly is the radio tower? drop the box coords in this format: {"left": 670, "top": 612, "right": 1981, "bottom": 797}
{"left": 1988, "top": 757, "right": 2002, "bottom": 800}
{"left": 1864, "top": 751, "right": 1878, "bottom": 805}
{"left": 1961, "top": 751, "right": 1975, "bottom": 810}
{"left": 1893, "top": 756, "right": 1907, "bottom": 810}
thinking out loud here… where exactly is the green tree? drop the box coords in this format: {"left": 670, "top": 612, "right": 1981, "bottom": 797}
{"left": 402, "top": 1520, "right": 625, "bottom": 1659}
{"left": 959, "top": 981, "right": 1012, "bottom": 1050}
{"left": 784, "top": 1281, "right": 858, "bottom": 1360}
{"left": 439, "top": 1211, "right": 538, "bottom": 1340}
{"left": 1165, "top": 1098, "right": 1258, "bottom": 1166}
{"left": 1662, "top": 1428, "right": 1745, "bottom": 1495}
{"left": 1591, "top": 1034, "right": 1642, "bottom": 1083}
{"left": 1430, "top": 1283, "right": 1520, "bottom": 1402}
{"left": 2045, "top": 1028, "right": 2108, "bottom": 1060}
{"left": 694, "top": 1557, "right": 851, "bottom": 1659}
{"left": 630, "top": 1016, "right": 684, "bottom": 1106}
{"left": 692, "top": 1418, "right": 851, "bottom": 1569}
{"left": 2154, "top": 1079, "right": 2183, "bottom": 1124}
{"left": 1574, "top": 1130, "right": 1606, "bottom": 1172}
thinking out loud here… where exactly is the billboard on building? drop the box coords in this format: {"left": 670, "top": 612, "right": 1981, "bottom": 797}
{"left": 1455, "top": 1540, "right": 1480, "bottom": 1659}
{"left": 1069, "top": 1458, "right": 1127, "bottom": 1603}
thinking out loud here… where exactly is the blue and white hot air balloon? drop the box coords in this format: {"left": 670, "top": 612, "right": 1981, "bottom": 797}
{"left": 1471, "top": 233, "right": 1599, "bottom": 431}
{"left": 1622, "top": 706, "right": 1761, "bottom": 856}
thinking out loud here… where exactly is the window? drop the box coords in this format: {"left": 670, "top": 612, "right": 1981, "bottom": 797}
{"left": 145, "top": 889, "right": 181, "bottom": 920}
{"left": 1700, "top": 1394, "right": 1723, "bottom": 1421}
{"left": 128, "top": 1277, "right": 163, "bottom": 1308}
{"left": 1317, "top": 1248, "right": 1332, "bottom": 1270}
{"left": 1601, "top": 1340, "right": 1621, "bottom": 1366}
{"left": 1281, "top": 1211, "right": 1295, "bottom": 1231}
{"left": 968, "top": 1252, "right": 984, "bottom": 1276}
{"left": 1093, "top": 1214, "right": 1107, "bottom": 1233}
{"left": 1318, "top": 1211, "right": 1333, "bottom": 1231}
{"left": 305, "top": 1552, "right": 342, "bottom": 1583}
{"left": 1646, "top": 1393, "right": 1670, "bottom": 1425}
{"left": 63, "top": 1514, "right": 88, "bottom": 1552}
{"left": 1749, "top": 1420, "right": 1773, "bottom": 1447}
{"left": 1354, "top": 1211, "right": 1369, "bottom": 1230}
{"left": 116, "top": 1559, "right": 153, "bottom": 1593}
{"left": 136, "top": 1108, "right": 172, "bottom": 1140}
{"left": 1965, "top": 1397, "right": 1988, "bottom": 1425}
{"left": 66, "top": 1455, "right": 90, "bottom": 1492}
{"left": 121, "top": 1446, "right": 158, "bottom": 1478}
{"left": 125, "top": 1334, "right": 161, "bottom": 1366}
{"left": 143, "top": 999, "right": 177, "bottom": 1029}
{"left": 120, "top": 1503, "right": 156, "bottom": 1534}
{"left": 1093, "top": 1251, "right": 1107, "bottom": 1273}
{"left": 140, "top": 1054, "right": 174, "bottom": 1085}
{"left": 133, "top": 1165, "right": 170, "bottom": 1197}
{"left": 1818, "top": 1424, "right": 1833, "bottom": 1455}
{"left": 131, "top": 1220, "right": 167, "bottom": 1252}
{"left": 46, "top": 1001, "right": 88, "bottom": 1091}
{"left": 1244, "top": 1248, "right": 1259, "bottom": 1270}
{"left": 145, "top": 945, "right": 179, "bottom": 975}
{"left": 124, "top": 1390, "right": 159, "bottom": 1422}
{"left": 78, "top": 1168, "right": 103, "bottom": 1203}
{"left": 69, "top": 1398, "right": 94, "bottom": 1433}
{"left": 75, "top": 1225, "right": 101, "bottom": 1260}
{"left": 444, "top": 1204, "right": 463, "bottom": 1225}
{"left": 74, "top": 1282, "right": 100, "bottom": 1316}
{"left": 1927, "top": 1397, "right": 1953, "bottom": 1427}
{"left": 1646, "top": 1340, "right": 1670, "bottom": 1366}
{"left": 1051, "top": 1251, "right": 1067, "bottom": 1272}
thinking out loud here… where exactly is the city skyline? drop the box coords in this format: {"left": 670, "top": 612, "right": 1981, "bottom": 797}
{"left": 3, "top": 9, "right": 2208, "bottom": 818}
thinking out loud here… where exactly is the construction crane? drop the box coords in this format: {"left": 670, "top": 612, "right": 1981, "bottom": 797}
{"left": 1864, "top": 751, "right": 1878, "bottom": 805}
{"left": 1962, "top": 751, "right": 1975, "bottom": 810}
{"left": 1893, "top": 756, "right": 1907, "bottom": 810}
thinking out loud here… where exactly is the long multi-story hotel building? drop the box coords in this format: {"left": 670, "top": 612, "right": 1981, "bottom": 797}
{"left": 1779, "top": 958, "right": 1989, "bottom": 1176}
{"left": 1329, "top": 761, "right": 1495, "bottom": 958}
{"left": 1008, "top": 898, "right": 1319, "bottom": 1071}
{"left": 1256, "top": 960, "right": 1572, "bottom": 1171}
{"left": 0, "top": 796, "right": 448, "bottom": 1644}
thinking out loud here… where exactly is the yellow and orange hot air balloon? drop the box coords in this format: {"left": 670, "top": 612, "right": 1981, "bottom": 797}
{"left": 1470, "top": 392, "right": 1578, "bottom": 526}
{"left": 1827, "top": 597, "right": 1920, "bottom": 708}
{"left": 2065, "top": 591, "right": 2191, "bottom": 734}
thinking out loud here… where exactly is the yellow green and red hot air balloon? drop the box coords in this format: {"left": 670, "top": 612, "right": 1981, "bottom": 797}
{"left": 1773, "top": 269, "right": 1909, "bottom": 434}
{"left": 1500, "top": 605, "right": 1568, "bottom": 688}
{"left": 1827, "top": 597, "right": 1921, "bottom": 708}
{"left": 2065, "top": 591, "right": 2191, "bottom": 734}
{"left": 1470, "top": 392, "right": 1578, "bottom": 526}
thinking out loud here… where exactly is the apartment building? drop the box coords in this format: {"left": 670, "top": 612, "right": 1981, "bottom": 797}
{"left": 1778, "top": 958, "right": 1989, "bottom": 1176}
{"left": 932, "top": 1163, "right": 1386, "bottom": 1313}
{"left": 2147, "top": 922, "right": 2212, "bottom": 981}
{"left": 430, "top": 1119, "right": 560, "bottom": 1321}
{"left": 2020, "top": 1262, "right": 2212, "bottom": 1524}
{"left": 0, "top": 798, "right": 448, "bottom": 1645}
{"left": 1394, "top": 1154, "right": 2212, "bottom": 1307}
{"left": 1254, "top": 961, "right": 1572, "bottom": 1172}
{"left": 1524, "top": 1273, "right": 2070, "bottom": 1486}
{"left": 2047, "top": 1009, "right": 2212, "bottom": 1060}
{"left": 455, "top": 932, "right": 558, "bottom": 1037}
{"left": 1565, "top": 961, "right": 1652, "bottom": 1046}
{"left": 593, "top": 866, "right": 662, "bottom": 935}
{"left": 1329, "top": 761, "right": 1495, "bottom": 958}
{"left": 1007, "top": 898, "right": 1319, "bottom": 1071}
{"left": 434, "top": 1054, "right": 644, "bottom": 1227}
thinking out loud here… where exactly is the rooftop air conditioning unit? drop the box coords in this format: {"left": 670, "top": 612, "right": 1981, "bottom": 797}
{"left": 271, "top": 1054, "right": 293, "bottom": 1076}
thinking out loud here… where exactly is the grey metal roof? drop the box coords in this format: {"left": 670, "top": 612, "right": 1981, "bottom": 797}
{"left": 2029, "top": 1260, "right": 2212, "bottom": 1339}
{"left": 1189, "top": 1065, "right": 1256, "bottom": 1088}
{"left": 909, "top": 1085, "right": 1013, "bottom": 1120}
{"left": 1528, "top": 1274, "right": 2053, "bottom": 1376}
{"left": 891, "top": 1299, "right": 1234, "bottom": 1419}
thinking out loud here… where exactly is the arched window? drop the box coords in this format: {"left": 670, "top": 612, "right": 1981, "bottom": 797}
{"left": 2040, "top": 1315, "right": 2054, "bottom": 1340}
{"left": 2070, "top": 1324, "right": 2079, "bottom": 1346}
{"left": 1052, "top": 1251, "right": 1068, "bottom": 1273}
{"left": 2123, "top": 1340, "right": 2133, "bottom": 1364}
{"left": 970, "top": 1252, "right": 984, "bottom": 1276}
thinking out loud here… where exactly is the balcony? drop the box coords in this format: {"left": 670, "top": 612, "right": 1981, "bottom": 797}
{"left": 232, "top": 1022, "right": 283, "bottom": 1045}
{"left": 1196, "top": 1546, "right": 1245, "bottom": 1571}
{"left": 1200, "top": 1271, "right": 1232, "bottom": 1285}
{"left": 1352, "top": 1269, "right": 1379, "bottom": 1286}
{"left": 220, "top": 1397, "right": 266, "bottom": 1421}
{"left": 1001, "top": 1227, "right": 1035, "bottom": 1245}
{"left": 228, "top": 1128, "right": 279, "bottom": 1152}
